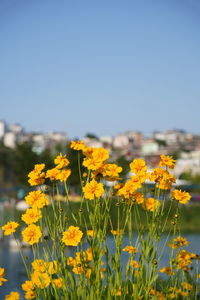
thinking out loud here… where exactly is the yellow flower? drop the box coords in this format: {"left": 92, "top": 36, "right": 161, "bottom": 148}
{"left": 122, "top": 245, "right": 137, "bottom": 254}
{"left": 2, "top": 221, "right": 19, "bottom": 236}
{"left": 86, "top": 230, "right": 96, "bottom": 237}
{"left": 24, "top": 291, "right": 36, "bottom": 299}
{"left": 133, "top": 192, "right": 144, "bottom": 204}
{"left": 22, "top": 280, "right": 34, "bottom": 292}
{"left": 104, "top": 163, "right": 122, "bottom": 181}
{"left": 0, "top": 267, "right": 7, "bottom": 286}
{"left": 31, "top": 271, "right": 50, "bottom": 289}
{"left": 70, "top": 140, "right": 86, "bottom": 151}
{"left": 168, "top": 236, "right": 189, "bottom": 248}
{"left": 47, "top": 261, "right": 58, "bottom": 274}
{"left": 181, "top": 282, "right": 192, "bottom": 291}
{"left": 72, "top": 265, "right": 84, "bottom": 275}
{"left": 32, "top": 259, "right": 46, "bottom": 273}
{"left": 5, "top": 292, "right": 20, "bottom": 300}
{"left": 25, "top": 190, "right": 48, "bottom": 209}
{"left": 159, "top": 266, "right": 174, "bottom": 275}
{"left": 54, "top": 153, "right": 70, "bottom": 169}
{"left": 52, "top": 278, "right": 63, "bottom": 288}
{"left": 130, "top": 260, "right": 139, "bottom": 268}
{"left": 130, "top": 158, "right": 147, "bottom": 174}
{"left": 45, "top": 167, "right": 60, "bottom": 181}
{"left": 82, "top": 179, "right": 104, "bottom": 200}
{"left": 111, "top": 229, "right": 123, "bottom": 236}
{"left": 83, "top": 147, "right": 109, "bottom": 171}
{"left": 62, "top": 226, "right": 83, "bottom": 246}
{"left": 118, "top": 177, "right": 142, "bottom": 199}
{"left": 142, "top": 198, "right": 160, "bottom": 212}
{"left": 22, "top": 224, "right": 42, "bottom": 245}
{"left": 172, "top": 189, "right": 191, "bottom": 204}
{"left": 28, "top": 164, "right": 45, "bottom": 186}
{"left": 56, "top": 169, "right": 71, "bottom": 182}
{"left": 159, "top": 154, "right": 176, "bottom": 169}
{"left": 21, "top": 208, "right": 42, "bottom": 225}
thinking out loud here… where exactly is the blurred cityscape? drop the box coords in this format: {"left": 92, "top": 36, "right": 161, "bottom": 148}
{"left": 1, "top": 119, "right": 200, "bottom": 180}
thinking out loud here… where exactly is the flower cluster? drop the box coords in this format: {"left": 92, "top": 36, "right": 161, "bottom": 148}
{"left": 1, "top": 147, "right": 196, "bottom": 299}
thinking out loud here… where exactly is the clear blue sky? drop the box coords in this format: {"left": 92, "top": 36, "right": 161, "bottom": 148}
{"left": 0, "top": 0, "right": 200, "bottom": 139}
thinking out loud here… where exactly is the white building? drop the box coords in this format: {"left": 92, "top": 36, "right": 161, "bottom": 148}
{"left": 141, "top": 139, "right": 159, "bottom": 155}
{"left": 113, "top": 134, "right": 129, "bottom": 148}
{"left": 9, "top": 123, "right": 23, "bottom": 134}
{"left": 4, "top": 132, "right": 17, "bottom": 148}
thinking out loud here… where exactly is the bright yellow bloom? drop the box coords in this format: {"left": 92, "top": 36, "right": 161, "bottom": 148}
{"left": 158, "top": 172, "right": 176, "bottom": 190}
{"left": 150, "top": 168, "right": 176, "bottom": 190}
{"left": 118, "top": 176, "right": 142, "bottom": 199}
{"left": 5, "top": 292, "right": 20, "bottom": 300}
{"left": 104, "top": 163, "right": 122, "bottom": 181}
{"left": 0, "top": 267, "right": 7, "bottom": 286}
{"left": 159, "top": 266, "right": 174, "bottom": 275}
{"left": 21, "top": 208, "right": 42, "bottom": 225}
{"left": 83, "top": 157, "right": 103, "bottom": 171}
{"left": 22, "top": 224, "right": 42, "bottom": 245}
{"left": 24, "top": 291, "right": 36, "bottom": 299}
{"left": 172, "top": 189, "right": 191, "bottom": 204}
{"left": 122, "top": 246, "right": 137, "bottom": 254}
{"left": 32, "top": 259, "right": 46, "bottom": 273}
{"left": 70, "top": 140, "right": 86, "bottom": 151}
{"left": 54, "top": 153, "right": 69, "bottom": 169}
{"left": 83, "top": 147, "right": 109, "bottom": 170}
{"left": 175, "top": 250, "right": 196, "bottom": 271}
{"left": 86, "top": 230, "right": 96, "bottom": 237}
{"left": 56, "top": 169, "right": 71, "bottom": 182}
{"left": 133, "top": 192, "right": 145, "bottom": 204}
{"left": 168, "top": 236, "right": 189, "bottom": 248}
{"left": 28, "top": 164, "right": 45, "bottom": 186}
{"left": 62, "top": 226, "right": 83, "bottom": 246}
{"left": 52, "top": 278, "right": 63, "bottom": 288}
{"left": 142, "top": 198, "right": 160, "bottom": 212}
{"left": 25, "top": 190, "right": 48, "bottom": 209}
{"left": 2, "top": 221, "right": 19, "bottom": 236}
{"left": 82, "top": 179, "right": 104, "bottom": 200}
{"left": 130, "top": 260, "right": 139, "bottom": 268}
{"left": 45, "top": 167, "right": 60, "bottom": 181}
{"left": 72, "top": 265, "right": 84, "bottom": 275}
{"left": 159, "top": 154, "right": 176, "bottom": 169}
{"left": 31, "top": 271, "right": 50, "bottom": 289}
{"left": 22, "top": 280, "right": 34, "bottom": 292}
{"left": 130, "top": 158, "right": 147, "bottom": 174}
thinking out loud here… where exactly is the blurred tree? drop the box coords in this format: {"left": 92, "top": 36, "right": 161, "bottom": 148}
{"left": 85, "top": 133, "right": 99, "bottom": 140}
{"left": 66, "top": 143, "right": 84, "bottom": 190}
{"left": 13, "top": 142, "right": 38, "bottom": 185}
